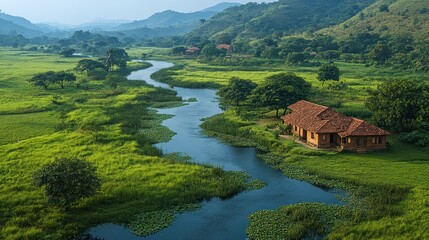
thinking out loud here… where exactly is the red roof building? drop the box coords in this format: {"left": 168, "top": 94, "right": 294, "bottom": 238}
{"left": 282, "top": 100, "right": 389, "bottom": 152}
{"left": 216, "top": 44, "right": 233, "bottom": 53}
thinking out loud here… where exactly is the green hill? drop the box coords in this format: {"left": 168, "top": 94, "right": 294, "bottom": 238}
{"left": 0, "top": 18, "right": 42, "bottom": 37}
{"left": 318, "top": 0, "right": 429, "bottom": 42}
{"left": 187, "top": 0, "right": 376, "bottom": 41}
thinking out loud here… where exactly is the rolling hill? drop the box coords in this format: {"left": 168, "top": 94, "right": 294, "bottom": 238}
{"left": 318, "top": 0, "right": 429, "bottom": 42}
{"left": 186, "top": 0, "right": 377, "bottom": 40}
{"left": 0, "top": 11, "right": 48, "bottom": 36}
{"left": 117, "top": 2, "right": 241, "bottom": 31}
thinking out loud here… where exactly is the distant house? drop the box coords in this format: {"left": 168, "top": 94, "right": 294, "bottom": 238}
{"left": 282, "top": 100, "right": 389, "bottom": 152}
{"left": 186, "top": 47, "right": 201, "bottom": 56}
{"left": 216, "top": 44, "right": 233, "bottom": 54}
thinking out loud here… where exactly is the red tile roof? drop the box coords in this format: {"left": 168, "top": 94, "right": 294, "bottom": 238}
{"left": 282, "top": 100, "right": 389, "bottom": 137}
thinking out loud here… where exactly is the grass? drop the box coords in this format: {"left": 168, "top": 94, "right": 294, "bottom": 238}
{"left": 0, "top": 48, "right": 251, "bottom": 239}
{"left": 201, "top": 110, "right": 429, "bottom": 239}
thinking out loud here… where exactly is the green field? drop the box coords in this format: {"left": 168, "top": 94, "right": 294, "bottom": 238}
{"left": 0, "top": 48, "right": 249, "bottom": 239}
{"left": 146, "top": 54, "right": 429, "bottom": 239}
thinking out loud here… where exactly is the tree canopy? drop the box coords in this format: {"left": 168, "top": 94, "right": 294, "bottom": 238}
{"left": 33, "top": 158, "right": 101, "bottom": 209}
{"left": 317, "top": 63, "right": 340, "bottom": 87}
{"left": 366, "top": 79, "right": 429, "bottom": 132}
{"left": 28, "top": 71, "right": 76, "bottom": 90}
{"left": 252, "top": 73, "right": 311, "bottom": 117}
{"left": 75, "top": 59, "right": 106, "bottom": 74}
{"left": 104, "top": 48, "right": 129, "bottom": 71}
{"left": 218, "top": 77, "right": 257, "bottom": 107}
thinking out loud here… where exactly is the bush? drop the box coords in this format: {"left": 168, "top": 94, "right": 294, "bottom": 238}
{"left": 400, "top": 130, "right": 429, "bottom": 148}
{"left": 33, "top": 158, "right": 101, "bottom": 209}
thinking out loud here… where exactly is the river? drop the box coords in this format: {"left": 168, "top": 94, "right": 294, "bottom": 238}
{"left": 88, "top": 60, "right": 340, "bottom": 240}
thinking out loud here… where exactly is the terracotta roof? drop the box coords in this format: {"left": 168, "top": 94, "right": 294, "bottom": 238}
{"left": 216, "top": 44, "right": 233, "bottom": 50}
{"left": 283, "top": 100, "right": 389, "bottom": 137}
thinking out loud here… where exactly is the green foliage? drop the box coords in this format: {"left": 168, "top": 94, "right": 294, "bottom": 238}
{"left": 366, "top": 79, "right": 429, "bottom": 132}
{"left": 104, "top": 48, "right": 129, "bottom": 71}
{"left": 317, "top": 63, "right": 340, "bottom": 86}
{"left": 252, "top": 73, "right": 311, "bottom": 117}
{"left": 28, "top": 71, "right": 76, "bottom": 90}
{"left": 368, "top": 43, "right": 391, "bottom": 64}
{"left": 218, "top": 77, "right": 257, "bottom": 107}
{"left": 400, "top": 130, "right": 429, "bottom": 148}
{"left": 60, "top": 48, "right": 76, "bottom": 57}
{"left": 170, "top": 46, "right": 187, "bottom": 55}
{"left": 88, "top": 68, "right": 108, "bottom": 80}
{"left": 33, "top": 158, "right": 101, "bottom": 209}
{"left": 75, "top": 59, "right": 106, "bottom": 74}
{"left": 105, "top": 73, "right": 127, "bottom": 89}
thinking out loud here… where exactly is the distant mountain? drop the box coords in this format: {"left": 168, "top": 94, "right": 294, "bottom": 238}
{"left": 0, "top": 18, "right": 43, "bottom": 37}
{"left": 0, "top": 11, "right": 48, "bottom": 35}
{"left": 318, "top": 0, "right": 429, "bottom": 42}
{"left": 187, "top": 0, "right": 376, "bottom": 40}
{"left": 201, "top": 2, "right": 242, "bottom": 12}
{"left": 116, "top": 2, "right": 242, "bottom": 33}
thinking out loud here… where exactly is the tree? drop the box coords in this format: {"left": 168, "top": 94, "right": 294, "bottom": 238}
{"left": 53, "top": 71, "right": 76, "bottom": 89}
{"left": 218, "top": 77, "right": 257, "bottom": 107}
{"left": 366, "top": 79, "right": 429, "bottom": 132}
{"left": 104, "top": 48, "right": 129, "bottom": 71}
{"left": 252, "top": 73, "right": 311, "bottom": 117}
{"left": 171, "top": 46, "right": 187, "bottom": 55}
{"left": 317, "top": 63, "right": 340, "bottom": 87}
{"left": 60, "top": 48, "right": 76, "bottom": 57}
{"left": 29, "top": 71, "right": 76, "bottom": 89}
{"left": 28, "top": 71, "right": 56, "bottom": 90}
{"left": 368, "top": 43, "right": 391, "bottom": 64}
{"left": 33, "top": 158, "right": 101, "bottom": 209}
{"left": 105, "top": 73, "right": 127, "bottom": 88}
{"left": 75, "top": 59, "right": 106, "bottom": 74}
{"left": 200, "top": 44, "right": 225, "bottom": 58}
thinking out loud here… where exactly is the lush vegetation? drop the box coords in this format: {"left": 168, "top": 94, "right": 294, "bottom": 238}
{"left": 0, "top": 48, "right": 251, "bottom": 239}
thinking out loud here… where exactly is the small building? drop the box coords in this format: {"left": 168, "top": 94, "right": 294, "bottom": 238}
{"left": 282, "top": 100, "right": 389, "bottom": 152}
{"left": 186, "top": 47, "right": 201, "bottom": 56}
{"left": 216, "top": 44, "right": 233, "bottom": 54}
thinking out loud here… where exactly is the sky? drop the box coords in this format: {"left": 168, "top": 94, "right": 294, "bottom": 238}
{"left": 0, "top": 0, "right": 277, "bottom": 25}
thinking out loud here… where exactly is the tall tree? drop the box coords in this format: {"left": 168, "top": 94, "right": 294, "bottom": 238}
{"left": 218, "top": 77, "right": 257, "bottom": 107}
{"left": 252, "top": 73, "right": 311, "bottom": 117}
{"left": 368, "top": 43, "right": 391, "bottom": 64}
{"left": 366, "top": 79, "right": 429, "bottom": 132}
{"left": 317, "top": 63, "right": 340, "bottom": 87}
{"left": 104, "top": 48, "right": 129, "bottom": 71}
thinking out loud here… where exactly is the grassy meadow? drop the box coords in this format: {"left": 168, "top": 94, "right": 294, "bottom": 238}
{"left": 0, "top": 48, "right": 250, "bottom": 239}
{"left": 145, "top": 54, "right": 429, "bottom": 239}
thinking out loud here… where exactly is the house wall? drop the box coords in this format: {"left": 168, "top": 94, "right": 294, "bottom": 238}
{"left": 341, "top": 136, "right": 387, "bottom": 152}
{"left": 318, "top": 133, "right": 333, "bottom": 148}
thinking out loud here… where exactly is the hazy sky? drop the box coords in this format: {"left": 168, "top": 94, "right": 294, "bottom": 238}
{"left": 0, "top": 0, "right": 277, "bottom": 25}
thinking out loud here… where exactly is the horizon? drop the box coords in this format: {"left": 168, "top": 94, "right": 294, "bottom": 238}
{"left": 0, "top": 0, "right": 277, "bottom": 26}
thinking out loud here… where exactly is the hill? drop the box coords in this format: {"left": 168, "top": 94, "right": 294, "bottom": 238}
{"left": 318, "top": 0, "right": 429, "bottom": 42}
{"left": 0, "top": 11, "right": 48, "bottom": 34}
{"left": 117, "top": 2, "right": 241, "bottom": 32}
{"left": 187, "top": 0, "right": 376, "bottom": 41}
{"left": 0, "top": 18, "right": 43, "bottom": 37}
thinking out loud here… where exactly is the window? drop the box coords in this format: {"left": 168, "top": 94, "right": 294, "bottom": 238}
{"left": 378, "top": 137, "right": 383, "bottom": 144}
{"left": 311, "top": 132, "right": 315, "bottom": 139}
{"left": 372, "top": 137, "right": 376, "bottom": 144}
{"left": 295, "top": 126, "right": 297, "bottom": 131}
{"left": 347, "top": 138, "right": 351, "bottom": 144}
{"left": 342, "top": 138, "right": 347, "bottom": 144}
{"left": 322, "top": 135, "right": 326, "bottom": 141}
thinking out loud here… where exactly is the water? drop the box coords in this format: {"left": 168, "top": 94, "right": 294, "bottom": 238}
{"left": 89, "top": 61, "right": 341, "bottom": 240}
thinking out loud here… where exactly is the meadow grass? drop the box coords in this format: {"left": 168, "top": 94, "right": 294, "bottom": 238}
{"left": 0, "top": 48, "right": 250, "bottom": 239}
{"left": 202, "top": 110, "right": 429, "bottom": 239}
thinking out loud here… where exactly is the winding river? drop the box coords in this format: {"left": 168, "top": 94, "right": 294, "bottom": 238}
{"left": 89, "top": 61, "right": 341, "bottom": 240}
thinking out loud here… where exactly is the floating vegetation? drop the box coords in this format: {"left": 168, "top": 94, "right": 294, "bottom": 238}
{"left": 129, "top": 204, "right": 200, "bottom": 237}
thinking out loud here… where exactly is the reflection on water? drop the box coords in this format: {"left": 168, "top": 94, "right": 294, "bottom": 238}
{"left": 89, "top": 61, "right": 341, "bottom": 240}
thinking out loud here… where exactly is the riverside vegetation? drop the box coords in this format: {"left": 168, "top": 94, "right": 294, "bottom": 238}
{"left": 0, "top": 48, "right": 252, "bottom": 239}
{"left": 149, "top": 53, "right": 429, "bottom": 239}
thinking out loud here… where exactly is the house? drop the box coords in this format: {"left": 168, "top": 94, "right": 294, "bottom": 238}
{"left": 282, "top": 100, "right": 389, "bottom": 152}
{"left": 216, "top": 44, "right": 233, "bottom": 54}
{"left": 186, "top": 47, "right": 201, "bottom": 56}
